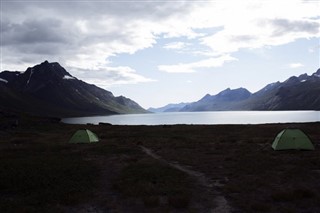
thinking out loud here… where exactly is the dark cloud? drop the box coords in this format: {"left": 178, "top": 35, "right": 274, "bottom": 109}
{"left": 1, "top": 18, "right": 67, "bottom": 46}
{"left": 2, "top": 1, "right": 194, "bottom": 22}
{"left": 1, "top": 1, "right": 197, "bottom": 68}
{"left": 271, "top": 18, "right": 320, "bottom": 36}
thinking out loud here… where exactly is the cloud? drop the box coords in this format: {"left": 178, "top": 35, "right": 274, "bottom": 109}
{"left": 158, "top": 55, "right": 237, "bottom": 73}
{"left": 201, "top": 17, "right": 320, "bottom": 55}
{"left": 1, "top": 18, "right": 67, "bottom": 46}
{"left": 68, "top": 66, "right": 155, "bottom": 88}
{"left": 1, "top": 0, "right": 320, "bottom": 79}
{"left": 271, "top": 19, "right": 320, "bottom": 37}
{"left": 289, "top": 63, "right": 304, "bottom": 68}
{"left": 163, "top": 42, "right": 188, "bottom": 50}
{"left": 1, "top": 1, "right": 201, "bottom": 74}
{"left": 200, "top": 1, "right": 320, "bottom": 55}
{"left": 230, "top": 35, "right": 258, "bottom": 42}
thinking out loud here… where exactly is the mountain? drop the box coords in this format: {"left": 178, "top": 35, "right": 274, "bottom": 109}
{"left": 148, "top": 102, "right": 190, "bottom": 113}
{"left": 180, "top": 88, "right": 252, "bottom": 111}
{"left": 179, "top": 68, "right": 320, "bottom": 111}
{"left": 0, "top": 61, "right": 147, "bottom": 117}
{"left": 239, "top": 69, "right": 320, "bottom": 110}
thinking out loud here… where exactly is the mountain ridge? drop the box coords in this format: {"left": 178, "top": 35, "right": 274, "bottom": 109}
{"left": 0, "top": 61, "right": 148, "bottom": 117}
{"left": 151, "top": 68, "right": 320, "bottom": 112}
{"left": 148, "top": 102, "right": 190, "bottom": 113}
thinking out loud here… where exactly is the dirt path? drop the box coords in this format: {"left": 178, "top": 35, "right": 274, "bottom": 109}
{"left": 140, "top": 146, "right": 232, "bottom": 213}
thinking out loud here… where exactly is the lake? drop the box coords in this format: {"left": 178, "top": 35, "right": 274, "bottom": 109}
{"left": 62, "top": 111, "right": 320, "bottom": 125}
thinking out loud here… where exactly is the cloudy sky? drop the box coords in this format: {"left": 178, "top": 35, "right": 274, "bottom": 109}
{"left": 1, "top": 0, "right": 320, "bottom": 108}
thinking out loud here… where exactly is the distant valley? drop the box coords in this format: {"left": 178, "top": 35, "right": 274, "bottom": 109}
{"left": 149, "top": 68, "right": 320, "bottom": 112}
{"left": 0, "top": 61, "right": 147, "bottom": 117}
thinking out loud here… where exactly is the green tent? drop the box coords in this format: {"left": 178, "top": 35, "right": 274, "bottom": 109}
{"left": 69, "top": 129, "right": 99, "bottom": 143}
{"left": 272, "top": 129, "right": 314, "bottom": 150}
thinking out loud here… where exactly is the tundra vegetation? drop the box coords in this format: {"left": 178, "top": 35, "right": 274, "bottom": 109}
{"left": 1, "top": 112, "right": 320, "bottom": 212}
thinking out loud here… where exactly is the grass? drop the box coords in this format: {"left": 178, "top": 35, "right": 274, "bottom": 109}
{"left": 0, "top": 153, "right": 99, "bottom": 212}
{"left": 272, "top": 187, "right": 317, "bottom": 202}
{"left": 113, "top": 159, "right": 192, "bottom": 208}
{"left": 133, "top": 124, "right": 320, "bottom": 212}
{"left": 1, "top": 113, "right": 320, "bottom": 212}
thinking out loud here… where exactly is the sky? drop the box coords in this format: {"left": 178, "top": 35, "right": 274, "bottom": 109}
{"left": 1, "top": 0, "right": 320, "bottom": 108}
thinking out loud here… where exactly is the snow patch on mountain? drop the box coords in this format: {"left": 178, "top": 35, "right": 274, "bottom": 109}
{"left": 63, "top": 75, "right": 76, "bottom": 80}
{"left": 27, "top": 68, "right": 34, "bottom": 85}
{"left": 0, "top": 78, "right": 8, "bottom": 83}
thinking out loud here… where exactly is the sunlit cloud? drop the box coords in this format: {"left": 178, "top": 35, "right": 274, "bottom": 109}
{"left": 158, "top": 55, "right": 237, "bottom": 73}
{"left": 163, "top": 42, "right": 188, "bottom": 50}
{"left": 289, "top": 63, "right": 304, "bottom": 68}
{"left": 68, "top": 66, "right": 155, "bottom": 88}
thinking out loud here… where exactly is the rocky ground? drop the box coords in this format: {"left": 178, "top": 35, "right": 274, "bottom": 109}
{"left": 1, "top": 112, "right": 320, "bottom": 212}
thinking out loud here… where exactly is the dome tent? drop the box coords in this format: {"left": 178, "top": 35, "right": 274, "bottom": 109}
{"left": 69, "top": 129, "right": 99, "bottom": 143}
{"left": 272, "top": 129, "right": 314, "bottom": 150}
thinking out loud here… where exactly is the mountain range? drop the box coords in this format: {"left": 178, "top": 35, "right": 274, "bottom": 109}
{"left": 2, "top": 61, "right": 319, "bottom": 117}
{"left": 149, "top": 68, "right": 320, "bottom": 112}
{"left": 148, "top": 102, "right": 190, "bottom": 113}
{"left": 0, "top": 61, "right": 147, "bottom": 117}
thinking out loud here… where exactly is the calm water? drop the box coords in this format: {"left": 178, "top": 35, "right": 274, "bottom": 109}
{"left": 62, "top": 111, "right": 320, "bottom": 125}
